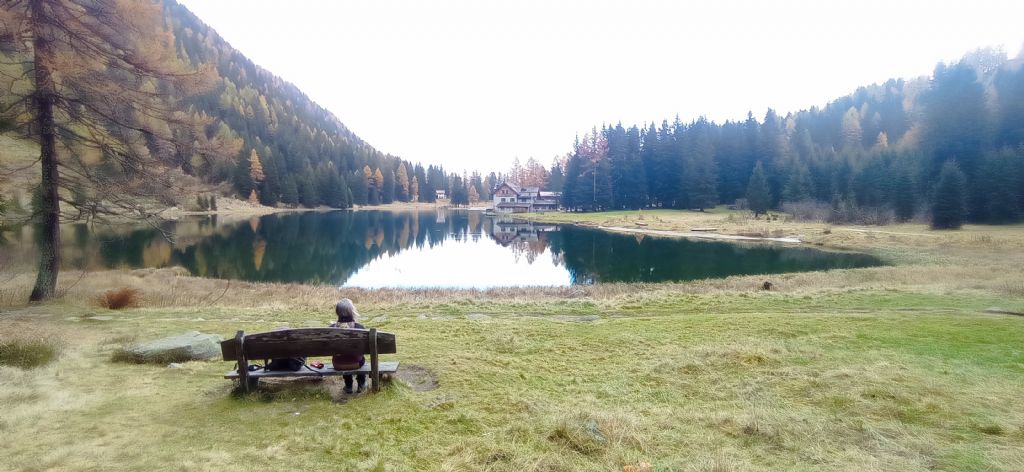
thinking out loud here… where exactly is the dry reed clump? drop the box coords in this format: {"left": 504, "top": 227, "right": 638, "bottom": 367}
{"left": 95, "top": 287, "right": 141, "bottom": 309}
{"left": 549, "top": 411, "right": 645, "bottom": 456}
{"left": 549, "top": 414, "right": 608, "bottom": 455}
{"left": 0, "top": 323, "right": 64, "bottom": 369}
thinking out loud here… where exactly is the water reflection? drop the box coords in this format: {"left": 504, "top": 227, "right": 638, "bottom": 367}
{"left": 0, "top": 210, "right": 884, "bottom": 288}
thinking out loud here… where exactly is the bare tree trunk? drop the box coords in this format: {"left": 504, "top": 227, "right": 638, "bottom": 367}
{"left": 29, "top": 0, "right": 60, "bottom": 302}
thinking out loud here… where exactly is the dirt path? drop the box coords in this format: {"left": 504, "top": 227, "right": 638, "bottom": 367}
{"left": 599, "top": 226, "right": 802, "bottom": 244}
{"left": 839, "top": 228, "right": 940, "bottom": 237}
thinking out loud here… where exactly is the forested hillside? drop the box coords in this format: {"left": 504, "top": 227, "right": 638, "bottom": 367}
{"left": 553, "top": 48, "right": 1024, "bottom": 226}
{"left": 163, "top": 1, "right": 452, "bottom": 208}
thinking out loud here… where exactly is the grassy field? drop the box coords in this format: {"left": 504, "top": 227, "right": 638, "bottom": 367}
{"left": 2, "top": 209, "right": 1024, "bottom": 471}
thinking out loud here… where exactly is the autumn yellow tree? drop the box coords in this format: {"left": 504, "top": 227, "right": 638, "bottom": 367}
{"left": 248, "top": 149, "right": 264, "bottom": 203}
{"left": 396, "top": 163, "right": 410, "bottom": 201}
{"left": 373, "top": 168, "right": 384, "bottom": 193}
{"left": 0, "top": 0, "right": 215, "bottom": 300}
{"left": 841, "top": 106, "right": 863, "bottom": 151}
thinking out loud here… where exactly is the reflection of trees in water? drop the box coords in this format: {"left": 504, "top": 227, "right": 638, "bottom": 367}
{"left": 2, "top": 211, "right": 883, "bottom": 285}
{"left": 550, "top": 226, "right": 883, "bottom": 284}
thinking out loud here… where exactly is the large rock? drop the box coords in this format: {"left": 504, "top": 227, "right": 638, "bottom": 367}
{"left": 118, "top": 331, "right": 221, "bottom": 364}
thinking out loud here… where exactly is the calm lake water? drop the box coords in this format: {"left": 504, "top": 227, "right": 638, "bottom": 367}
{"left": 0, "top": 210, "right": 884, "bottom": 288}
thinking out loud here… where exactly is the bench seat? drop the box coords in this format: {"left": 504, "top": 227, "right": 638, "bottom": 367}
{"left": 225, "top": 361, "right": 400, "bottom": 379}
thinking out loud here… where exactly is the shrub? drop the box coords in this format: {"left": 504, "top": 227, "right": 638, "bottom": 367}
{"left": 782, "top": 200, "right": 831, "bottom": 222}
{"left": 0, "top": 338, "right": 61, "bottom": 369}
{"left": 96, "top": 287, "right": 141, "bottom": 310}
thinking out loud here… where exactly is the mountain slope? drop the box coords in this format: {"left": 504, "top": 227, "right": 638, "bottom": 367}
{"left": 163, "top": 1, "right": 435, "bottom": 207}
{"left": 552, "top": 47, "right": 1024, "bottom": 224}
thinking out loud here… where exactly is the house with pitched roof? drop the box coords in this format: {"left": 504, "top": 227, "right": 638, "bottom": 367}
{"left": 492, "top": 182, "right": 561, "bottom": 213}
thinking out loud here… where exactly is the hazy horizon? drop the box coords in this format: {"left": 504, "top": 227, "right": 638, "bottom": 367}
{"left": 179, "top": 0, "right": 1024, "bottom": 173}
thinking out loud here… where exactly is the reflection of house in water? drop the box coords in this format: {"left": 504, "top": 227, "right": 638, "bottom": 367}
{"left": 492, "top": 182, "right": 561, "bottom": 213}
{"left": 490, "top": 219, "right": 559, "bottom": 246}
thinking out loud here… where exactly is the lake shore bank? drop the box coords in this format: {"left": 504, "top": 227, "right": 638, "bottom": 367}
{"left": 2, "top": 211, "right": 1023, "bottom": 470}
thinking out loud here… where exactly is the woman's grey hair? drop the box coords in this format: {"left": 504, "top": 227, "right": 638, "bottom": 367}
{"left": 335, "top": 298, "right": 359, "bottom": 323}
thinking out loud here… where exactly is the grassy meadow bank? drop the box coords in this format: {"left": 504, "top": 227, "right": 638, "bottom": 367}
{"left": 2, "top": 210, "right": 1024, "bottom": 471}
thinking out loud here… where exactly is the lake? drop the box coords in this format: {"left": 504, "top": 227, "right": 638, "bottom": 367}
{"left": 0, "top": 210, "right": 884, "bottom": 288}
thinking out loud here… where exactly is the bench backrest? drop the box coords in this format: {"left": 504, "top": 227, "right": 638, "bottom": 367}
{"left": 220, "top": 328, "right": 396, "bottom": 361}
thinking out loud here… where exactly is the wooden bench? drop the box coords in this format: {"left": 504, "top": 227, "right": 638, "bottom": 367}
{"left": 221, "top": 328, "right": 398, "bottom": 393}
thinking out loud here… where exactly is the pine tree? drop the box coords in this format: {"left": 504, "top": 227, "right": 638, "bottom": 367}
{"left": 321, "top": 171, "right": 349, "bottom": 208}
{"left": 562, "top": 147, "right": 583, "bottom": 211}
{"left": 414, "top": 166, "right": 428, "bottom": 202}
{"left": 382, "top": 168, "right": 395, "bottom": 204}
{"left": 893, "top": 171, "right": 916, "bottom": 222}
{"left": 981, "top": 149, "right": 1020, "bottom": 223}
{"left": 686, "top": 119, "right": 719, "bottom": 211}
{"left": 349, "top": 171, "right": 369, "bottom": 205}
{"left": 299, "top": 173, "right": 319, "bottom": 208}
{"left": 746, "top": 161, "right": 772, "bottom": 217}
{"left": 783, "top": 163, "right": 814, "bottom": 202}
{"left": 281, "top": 177, "right": 299, "bottom": 206}
{"left": 931, "top": 161, "right": 967, "bottom": 229}
{"left": 547, "top": 161, "right": 565, "bottom": 192}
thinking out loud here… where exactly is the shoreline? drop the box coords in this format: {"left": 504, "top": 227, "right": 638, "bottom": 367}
{"left": 592, "top": 225, "right": 802, "bottom": 244}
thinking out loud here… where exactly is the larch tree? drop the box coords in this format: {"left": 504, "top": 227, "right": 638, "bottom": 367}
{"left": 841, "top": 106, "right": 863, "bottom": 151}
{"left": 373, "top": 168, "right": 384, "bottom": 194}
{"left": 410, "top": 175, "right": 418, "bottom": 202}
{"left": 396, "top": 163, "right": 410, "bottom": 202}
{"left": 248, "top": 149, "right": 264, "bottom": 203}
{"left": 0, "top": 0, "right": 216, "bottom": 301}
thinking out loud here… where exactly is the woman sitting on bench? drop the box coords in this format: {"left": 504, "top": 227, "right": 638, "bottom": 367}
{"left": 330, "top": 299, "right": 367, "bottom": 393}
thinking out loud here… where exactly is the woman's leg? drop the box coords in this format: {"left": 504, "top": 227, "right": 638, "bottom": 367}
{"left": 356, "top": 358, "right": 367, "bottom": 391}
{"left": 343, "top": 374, "right": 354, "bottom": 393}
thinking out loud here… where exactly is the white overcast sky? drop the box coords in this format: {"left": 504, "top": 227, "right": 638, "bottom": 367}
{"left": 178, "top": 0, "right": 1024, "bottom": 173}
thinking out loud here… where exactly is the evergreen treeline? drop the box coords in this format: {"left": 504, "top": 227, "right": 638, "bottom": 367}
{"left": 558, "top": 48, "right": 1024, "bottom": 226}
{"left": 163, "top": 1, "right": 455, "bottom": 208}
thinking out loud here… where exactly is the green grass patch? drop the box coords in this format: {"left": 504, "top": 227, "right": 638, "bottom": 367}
{"left": 0, "top": 338, "right": 60, "bottom": 369}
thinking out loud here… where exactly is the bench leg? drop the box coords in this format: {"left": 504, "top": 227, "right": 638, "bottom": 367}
{"left": 246, "top": 377, "right": 259, "bottom": 392}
